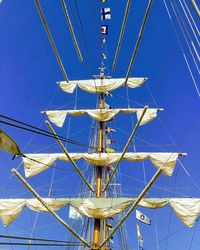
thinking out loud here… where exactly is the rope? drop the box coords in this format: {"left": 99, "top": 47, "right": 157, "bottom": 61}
{"left": 0, "top": 115, "right": 96, "bottom": 150}
{"left": 178, "top": 0, "right": 200, "bottom": 46}
{"left": 171, "top": 0, "right": 199, "bottom": 72}
{"left": 163, "top": 0, "right": 200, "bottom": 96}
{"left": 182, "top": 0, "right": 200, "bottom": 36}
{"left": 189, "top": 219, "right": 199, "bottom": 249}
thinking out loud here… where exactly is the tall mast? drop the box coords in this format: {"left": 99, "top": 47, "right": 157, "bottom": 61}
{"left": 92, "top": 67, "right": 106, "bottom": 250}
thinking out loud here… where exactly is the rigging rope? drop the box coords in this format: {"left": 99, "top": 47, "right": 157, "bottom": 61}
{"left": 0, "top": 115, "right": 96, "bottom": 150}
{"left": 178, "top": 0, "right": 200, "bottom": 46}
{"left": 171, "top": 0, "right": 199, "bottom": 71}
{"left": 163, "top": 0, "right": 200, "bottom": 96}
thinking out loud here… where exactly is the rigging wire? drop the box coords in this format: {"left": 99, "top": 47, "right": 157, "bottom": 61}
{"left": 145, "top": 225, "right": 186, "bottom": 249}
{"left": 0, "top": 234, "right": 80, "bottom": 244}
{"left": 188, "top": 219, "right": 199, "bottom": 250}
{"left": 164, "top": 168, "right": 179, "bottom": 250}
{"left": 162, "top": 0, "right": 200, "bottom": 97}
{"left": 177, "top": 0, "right": 200, "bottom": 46}
{"left": 182, "top": 0, "right": 200, "bottom": 36}
{"left": 112, "top": 0, "right": 131, "bottom": 72}
{"left": 0, "top": 114, "right": 96, "bottom": 150}
{"left": 34, "top": 0, "right": 69, "bottom": 82}
{"left": 146, "top": 84, "right": 200, "bottom": 194}
{"left": 172, "top": 0, "right": 199, "bottom": 71}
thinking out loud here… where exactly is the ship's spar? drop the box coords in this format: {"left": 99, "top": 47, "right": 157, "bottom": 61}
{"left": 0, "top": 1, "right": 200, "bottom": 250}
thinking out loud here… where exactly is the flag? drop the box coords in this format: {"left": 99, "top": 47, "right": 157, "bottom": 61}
{"left": 105, "top": 127, "right": 116, "bottom": 133}
{"left": 106, "top": 139, "right": 116, "bottom": 145}
{"left": 105, "top": 91, "right": 112, "bottom": 97}
{"left": 136, "top": 210, "right": 151, "bottom": 225}
{"left": 106, "top": 147, "right": 115, "bottom": 153}
{"left": 106, "top": 174, "right": 111, "bottom": 181}
{"left": 102, "top": 37, "right": 106, "bottom": 43}
{"left": 107, "top": 223, "right": 113, "bottom": 230}
{"left": 106, "top": 165, "right": 114, "bottom": 171}
{"left": 69, "top": 206, "right": 82, "bottom": 220}
{"left": 0, "top": 129, "right": 21, "bottom": 155}
{"left": 102, "top": 53, "right": 107, "bottom": 59}
{"left": 101, "top": 25, "right": 108, "bottom": 34}
{"left": 137, "top": 224, "right": 143, "bottom": 248}
{"left": 101, "top": 8, "right": 111, "bottom": 20}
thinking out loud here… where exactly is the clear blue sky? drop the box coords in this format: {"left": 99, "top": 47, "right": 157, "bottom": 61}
{"left": 0, "top": 1, "right": 199, "bottom": 249}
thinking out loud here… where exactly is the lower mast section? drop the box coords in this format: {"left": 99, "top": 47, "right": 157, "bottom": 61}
{"left": 92, "top": 92, "right": 105, "bottom": 250}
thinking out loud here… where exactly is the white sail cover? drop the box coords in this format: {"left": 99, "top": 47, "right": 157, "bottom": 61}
{"left": 0, "top": 198, "right": 199, "bottom": 227}
{"left": 58, "top": 77, "right": 147, "bottom": 94}
{"left": 22, "top": 152, "right": 180, "bottom": 177}
{"left": 42, "top": 108, "right": 161, "bottom": 128}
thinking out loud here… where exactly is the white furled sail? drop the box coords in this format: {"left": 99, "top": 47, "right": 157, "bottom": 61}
{"left": 58, "top": 77, "right": 147, "bottom": 94}
{"left": 22, "top": 152, "right": 181, "bottom": 177}
{"left": 42, "top": 108, "right": 162, "bottom": 127}
{"left": 0, "top": 198, "right": 199, "bottom": 227}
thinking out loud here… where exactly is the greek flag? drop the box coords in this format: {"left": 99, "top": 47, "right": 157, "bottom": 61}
{"left": 101, "top": 8, "right": 111, "bottom": 20}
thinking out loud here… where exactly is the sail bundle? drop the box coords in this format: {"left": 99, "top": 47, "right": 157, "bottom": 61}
{"left": 58, "top": 77, "right": 147, "bottom": 94}
{"left": 22, "top": 152, "right": 181, "bottom": 177}
{"left": 0, "top": 198, "right": 199, "bottom": 227}
{"left": 42, "top": 108, "right": 161, "bottom": 127}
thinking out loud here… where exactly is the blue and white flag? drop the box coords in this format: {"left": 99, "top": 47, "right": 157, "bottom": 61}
{"left": 101, "top": 8, "right": 111, "bottom": 20}
{"left": 101, "top": 25, "right": 108, "bottom": 34}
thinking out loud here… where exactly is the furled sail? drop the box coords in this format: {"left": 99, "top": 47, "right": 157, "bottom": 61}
{"left": 22, "top": 152, "right": 182, "bottom": 177}
{"left": 42, "top": 108, "right": 162, "bottom": 127}
{"left": 58, "top": 77, "right": 147, "bottom": 94}
{"left": 0, "top": 129, "right": 21, "bottom": 155}
{"left": 0, "top": 198, "right": 199, "bottom": 227}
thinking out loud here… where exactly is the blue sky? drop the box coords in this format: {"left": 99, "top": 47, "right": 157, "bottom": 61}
{"left": 0, "top": 0, "right": 200, "bottom": 249}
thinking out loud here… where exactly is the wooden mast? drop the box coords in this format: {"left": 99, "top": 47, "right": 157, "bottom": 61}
{"left": 92, "top": 68, "right": 106, "bottom": 249}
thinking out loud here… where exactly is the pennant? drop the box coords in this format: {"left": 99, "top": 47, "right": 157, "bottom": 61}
{"left": 106, "top": 139, "right": 116, "bottom": 145}
{"left": 69, "top": 206, "right": 82, "bottom": 220}
{"left": 101, "top": 8, "right": 111, "bottom": 20}
{"left": 101, "top": 25, "right": 108, "bottom": 34}
{"left": 102, "top": 37, "right": 106, "bottom": 43}
{"left": 106, "top": 148, "right": 115, "bottom": 153}
{"left": 107, "top": 223, "right": 113, "bottom": 230}
{"left": 106, "top": 174, "right": 112, "bottom": 181}
{"left": 137, "top": 224, "right": 143, "bottom": 248}
{"left": 105, "top": 91, "right": 112, "bottom": 97}
{"left": 102, "top": 53, "right": 107, "bottom": 59}
{"left": 105, "top": 127, "right": 116, "bottom": 133}
{"left": 136, "top": 210, "right": 151, "bottom": 225}
{"left": 106, "top": 165, "right": 114, "bottom": 171}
